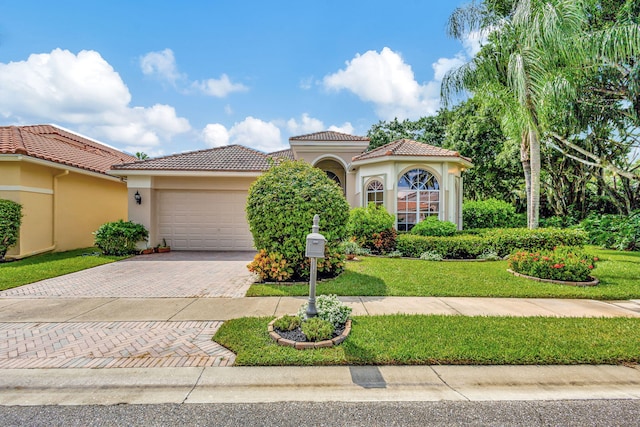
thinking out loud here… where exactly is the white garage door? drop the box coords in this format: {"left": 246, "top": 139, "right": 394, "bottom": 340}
{"left": 157, "top": 190, "right": 254, "bottom": 250}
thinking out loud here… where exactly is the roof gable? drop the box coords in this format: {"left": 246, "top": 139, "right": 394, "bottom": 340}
{"left": 0, "top": 124, "right": 136, "bottom": 174}
{"left": 112, "top": 144, "right": 272, "bottom": 172}
{"left": 352, "top": 139, "right": 472, "bottom": 163}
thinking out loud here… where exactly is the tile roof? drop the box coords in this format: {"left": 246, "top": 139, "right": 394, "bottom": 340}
{"left": 289, "top": 130, "right": 370, "bottom": 142}
{"left": 352, "top": 139, "right": 472, "bottom": 163}
{"left": 0, "top": 124, "right": 136, "bottom": 175}
{"left": 112, "top": 144, "right": 272, "bottom": 172}
{"left": 268, "top": 148, "right": 295, "bottom": 160}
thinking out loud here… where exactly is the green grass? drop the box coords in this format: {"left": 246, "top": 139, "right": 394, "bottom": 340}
{"left": 247, "top": 248, "right": 640, "bottom": 300}
{"left": 0, "top": 248, "right": 128, "bottom": 291}
{"left": 214, "top": 315, "right": 640, "bottom": 366}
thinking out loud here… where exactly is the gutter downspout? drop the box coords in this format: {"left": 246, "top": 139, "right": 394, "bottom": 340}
{"left": 52, "top": 170, "right": 69, "bottom": 248}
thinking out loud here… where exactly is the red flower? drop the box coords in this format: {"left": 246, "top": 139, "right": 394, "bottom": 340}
{"left": 593, "top": 257, "right": 599, "bottom": 261}
{"left": 552, "top": 263, "right": 565, "bottom": 269}
{"left": 542, "top": 256, "right": 550, "bottom": 261}
{"left": 588, "top": 265, "right": 594, "bottom": 269}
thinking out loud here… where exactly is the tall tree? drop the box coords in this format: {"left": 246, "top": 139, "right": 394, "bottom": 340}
{"left": 442, "top": 0, "right": 640, "bottom": 227}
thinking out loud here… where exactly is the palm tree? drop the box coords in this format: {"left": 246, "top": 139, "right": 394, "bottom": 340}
{"left": 135, "top": 152, "right": 149, "bottom": 160}
{"left": 442, "top": 0, "right": 640, "bottom": 228}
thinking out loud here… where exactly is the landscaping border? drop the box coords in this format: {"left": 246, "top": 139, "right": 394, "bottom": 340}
{"left": 268, "top": 317, "right": 351, "bottom": 350}
{"left": 507, "top": 269, "right": 599, "bottom": 287}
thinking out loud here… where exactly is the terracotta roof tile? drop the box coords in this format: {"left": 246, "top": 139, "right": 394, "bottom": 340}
{"left": 352, "top": 139, "right": 472, "bottom": 163}
{"left": 0, "top": 125, "right": 136, "bottom": 174}
{"left": 268, "top": 148, "right": 295, "bottom": 160}
{"left": 112, "top": 144, "right": 271, "bottom": 172}
{"left": 289, "top": 130, "right": 370, "bottom": 142}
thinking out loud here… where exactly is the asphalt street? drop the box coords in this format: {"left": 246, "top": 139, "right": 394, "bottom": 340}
{"left": 3, "top": 400, "right": 640, "bottom": 426}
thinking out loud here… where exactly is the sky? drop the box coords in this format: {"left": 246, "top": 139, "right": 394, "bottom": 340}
{"left": 0, "top": 1, "right": 480, "bottom": 157}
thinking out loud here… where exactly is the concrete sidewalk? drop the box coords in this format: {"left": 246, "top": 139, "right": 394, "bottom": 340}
{"left": 2, "top": 365, "right": 640, "bottom": 405}
{"left": 1, "top": 296, "right": 639, "bottom": 322}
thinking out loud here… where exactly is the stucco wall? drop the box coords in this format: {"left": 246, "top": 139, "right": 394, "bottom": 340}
{"left": 0, "top": 159, "right": 128, "bottom": 258}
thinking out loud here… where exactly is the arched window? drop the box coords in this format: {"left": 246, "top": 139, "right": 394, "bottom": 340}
{"left": 366, "top": 180, "right": 384, "bottom": 206}
{"left": 325, "top": 171, "right": 341, "bottom": 187}
{"left": 397, "top": 168, "right": 440, "bottom": 231}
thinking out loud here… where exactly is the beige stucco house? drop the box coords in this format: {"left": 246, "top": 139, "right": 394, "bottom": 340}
{"left": 111, "top": 131, "right": 472, "bottom": 251}
{"left": 0, "top": 125, "right": 136, "bottom": 259}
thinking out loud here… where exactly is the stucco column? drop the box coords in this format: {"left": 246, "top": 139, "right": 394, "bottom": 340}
{"left": 127, "top": 176, "right": 154, "bottom": 248}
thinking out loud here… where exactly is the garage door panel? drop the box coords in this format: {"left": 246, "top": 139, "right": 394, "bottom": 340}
{"left": 157, "top": 190, "right": 254, "bottom": 251}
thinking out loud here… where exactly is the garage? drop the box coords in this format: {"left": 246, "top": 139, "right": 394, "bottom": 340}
{"left": 157, "top": 190, "right": 254, "bottom": 251}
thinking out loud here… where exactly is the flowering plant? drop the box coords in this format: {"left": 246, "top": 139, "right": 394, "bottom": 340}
{"left": 508, "top": 246, "right": 598, "bottom": 282}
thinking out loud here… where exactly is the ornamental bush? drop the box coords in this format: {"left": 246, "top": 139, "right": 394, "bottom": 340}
{"left": 93, "top": 220, "right": 149, "bottom": 256}
{"left": 0, "top": 199, "right": 22, "bottom": 260}
{"left": 300, "top": 317, "right": 334, "bottom": 342}
{"left": 463, "top": 198, "right": 522, "bottom": 229}
{"left": 247, "top": 250, "right": 294, "bottom": 282}
{"left": 410, "top": 216, "right": 457, "bottom": 237}
{"left": 347, "top": 203, "right": 396, "bottom": 254}
{"left": 298, "top": 294, "right": 352, "bottom": 328}
{"left": 246, "top": 160, "right": 349, "bottom": 280}
{"left": 397, "top": 234, "right": 486, "bottom": 259}
{"left": 508, "top": 246, "right": 598, "bottom": 282}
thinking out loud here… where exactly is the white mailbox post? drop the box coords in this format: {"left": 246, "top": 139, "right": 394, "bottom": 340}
{"left": 305, "top": 214, "right": 326, "bottom": 318}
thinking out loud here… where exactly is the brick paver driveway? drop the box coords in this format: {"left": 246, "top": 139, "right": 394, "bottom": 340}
{"left": 0, "top": 251, "right": 257, "bottom": 299}
{"left": 0, "top": 251, "right": 256, "bottom": 369}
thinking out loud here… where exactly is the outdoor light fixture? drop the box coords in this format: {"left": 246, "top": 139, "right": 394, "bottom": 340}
{"left": 134, "top": 191, "right": 142, "bottom": 205}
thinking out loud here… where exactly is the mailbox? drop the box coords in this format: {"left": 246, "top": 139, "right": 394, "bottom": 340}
{"left": 305, "top": 232, "right": 326, "bottom": 258}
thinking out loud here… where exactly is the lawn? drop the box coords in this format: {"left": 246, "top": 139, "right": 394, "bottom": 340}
{"left": 0, "top": 248, "right": 128, "bottom": 291}
{"left": 214, "top": 315, "right": 640, "bottom": 366}
{"left": 247, "top": 248, "right": 640, "bottom": 300}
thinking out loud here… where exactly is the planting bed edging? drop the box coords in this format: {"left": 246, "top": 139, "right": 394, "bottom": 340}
{"left": 268, "top": 317, "right": 351, "bottom": 350}
{"left": 507, "top": 269, "right": 599, "bottom": 287}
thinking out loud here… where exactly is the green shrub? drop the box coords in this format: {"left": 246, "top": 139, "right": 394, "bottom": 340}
{"left": 246, "top": 160, "right": 349, "bottom": 280}
{"left": 298, "top": 294, "right": 352, "bottom": 328}
{"left": 273, "top": 314, "right": 301, "bottom": 332}
{"left": 463, "top": 198, "right": 522, "bottom": 229}
{"left": 509, "top": 246, "right": 598, "bottom": 282}
{"left": 347, "top": 203, "right": 396, "bottom": 254}
{"left": 410, "top": 216, "right": 457, "bottom": 237}
{"left": 300, "top": 317, "right": 334, "bottom": 342}
{"left": 477, "top": 250, "right": 501, "bottom": 261}
{"left": 483, "top": 228, "right": 588, "bottom": 257}
{"left": 93, "top": 220, "right": 148, "bottom": 256}
{"left": 0, "top": 199, "right": 22, "bottom": 260}
{"left": 397, "top": 234, "right": 486, "bottom": 259}
{"left": 396, "top": 228, "right": 587, "bottom": 259}
{"left": 578, "top": 211, "right": 640, "bottom": 251}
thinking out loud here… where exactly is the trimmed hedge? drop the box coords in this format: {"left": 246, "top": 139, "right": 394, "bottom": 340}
{"left": 463, "top": 198, "right": 525, "bottom": 229}
{"left": 396, "top": 228, "right": 588, "bottom": 259}
{"left": 93, "top": 220, "right": 149, "bottom": 256}
{"left": 410, "top": 216, "right": 457, "bottom": 237}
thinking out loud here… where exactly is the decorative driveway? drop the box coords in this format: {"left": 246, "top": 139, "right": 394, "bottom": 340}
{"left": 0, "top": 251, "right": 257, "bottom": 299}
{"left": 0, "top": 251, "right": 256, "bottom": 369}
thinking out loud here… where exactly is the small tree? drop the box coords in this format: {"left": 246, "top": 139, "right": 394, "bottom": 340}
{"left": 246, "top": 160, "right": 349, "bottom": 280}
{"left": 0, "top": 199, "right": 22, "bottom": 260}
{"left": 347, "top": 203, "right": 396, "bottom": 254}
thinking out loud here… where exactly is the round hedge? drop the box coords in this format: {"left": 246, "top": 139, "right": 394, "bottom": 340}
{"left": 246, "top": 160, "right": 349, "bottom": 280}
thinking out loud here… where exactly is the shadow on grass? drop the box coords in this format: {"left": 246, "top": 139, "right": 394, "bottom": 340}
{"left": 247, "top": 271, "right": 388, "bottom": 297}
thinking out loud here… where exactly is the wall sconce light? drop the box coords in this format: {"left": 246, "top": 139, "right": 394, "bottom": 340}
{"left": 134, "top": 191, "right": 142, "bottom": 205}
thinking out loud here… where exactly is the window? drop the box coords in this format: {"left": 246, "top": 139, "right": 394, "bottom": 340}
{"left": 366, "top": 180, "right": 384, "bottom": 206}
{"left": 325, "top": 171, "right": 341, "bottom": 187}
{"left": 397, "top": 168, "right": 439, "bottom": 231}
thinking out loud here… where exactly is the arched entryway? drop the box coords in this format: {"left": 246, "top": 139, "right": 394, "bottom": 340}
{"left": 314, "top": 158, "right": 346, "bottom": 194}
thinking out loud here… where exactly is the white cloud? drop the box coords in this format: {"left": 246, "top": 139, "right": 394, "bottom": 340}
{"left": 286, "top": 113, "right": 324, "bottom": 135}
{"left": 202, "top": 123, "right": 230, "bottom": 147}
{"left": 0, "top": 48, "right": 191, "bottom": 151}
{"left": 432, "top": 53, "right": 466, "bottom": 81}
{"left": 202, "top": 117, "right": 284, "bottom": 152}
{"left": 192, "top": 74, "right": 248, "bottom": 98}
{"left": 463, "top": 29, "right": 489, "bottom": 57}
{"left": 328, "top": 122, "right": 355, "bottom": 134}
{"left": 299, "top": 76, "right": 313, "bottom": 90}
{"left": 323, "top": 47, "right": 440, "bottom": 120}
{"left": 140, "top": 48, "right": 184, "bottom": 84}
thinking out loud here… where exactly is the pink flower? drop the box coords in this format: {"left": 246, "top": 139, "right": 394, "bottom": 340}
{"left": 588, "top": 265, "right": 594, "bottom": 269}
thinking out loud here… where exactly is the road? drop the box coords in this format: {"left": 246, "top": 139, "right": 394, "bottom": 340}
{"left": 3, "top": 400, "right": 640, "bottom": 426}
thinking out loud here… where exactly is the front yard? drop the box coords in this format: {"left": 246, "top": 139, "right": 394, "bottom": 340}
{"left": 247, "top": 248, "right": 640, "bottom": 300}
{"left": 214, "top": 315, "right": 640, "bottom": 366}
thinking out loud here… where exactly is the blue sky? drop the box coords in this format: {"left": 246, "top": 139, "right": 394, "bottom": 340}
{"left": 0, "top": 1, "right": 478, "bottom": 156}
